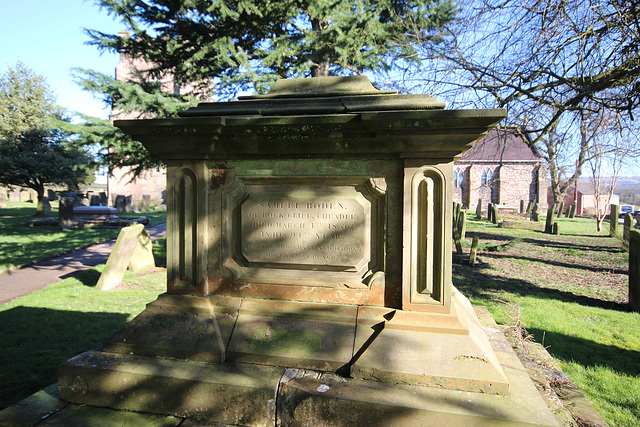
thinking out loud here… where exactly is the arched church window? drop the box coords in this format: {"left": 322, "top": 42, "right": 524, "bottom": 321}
{"left": 481, "top": 168, "right": 493, "bottom": 187}
{"left": 454, "top": 168, "right": 463, "bottom": 188}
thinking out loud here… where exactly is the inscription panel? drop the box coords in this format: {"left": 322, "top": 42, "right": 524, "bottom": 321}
{"left": 221, "top": 176, "right": 385, "bottom": 291}
{"left": 241, "top": 187, "right": 369, "bottom": 269}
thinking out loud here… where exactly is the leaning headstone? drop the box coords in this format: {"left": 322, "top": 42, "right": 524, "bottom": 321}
{"left": 459, "top": 210, "right": 467, "bottom": 240}
{"left": 115, "top": 195, "right": 126, "bottom": 213}
{"left": 0, "top": 191, "right": 6, "bottom": 208}
{"left": 526, "top": 200, "right": 534, "bottom": 214}
{"left": 487, "top": 202, "right": 493, "bottom": 222}
{"left": 557, "top": 201, "right": 564, "bottom": 216}
{"left": 96, "top": 224, "right": 155, "bottom": 290}
{"left": 610, "top": 204, "right": 619, "bottom": 237}
{"left": 491, "top": 204, "right": 499, "bottom": 224}
{"left": 47, "top": 189, "right": 57, "bottom": 201}
{"left": 124, "top": 195, "right": 133, "bottom": 213}
{"left": 552, "top": 222, "right": 560, "bottom": 235}
{"left": 475, "top": 199, "right": 482, "bottom": 219}
{"left": 59, "top": 196, "right": 75, "bottom": 229}
{"left": 531, "top": 203, "right": 539, "bottom": 222}
{"left": 141, "top": 194, "right": 151, "bottom": 212}
{"left": 100, "top": 192, "right": 108, "bottom": 206}
{"left": 623, "top": 213, "right": 633, "bottom": 251}
{"left": 90, "top": 195, "right": 101, "bottom": 206}
{"left": 568, "top": 204, "right": 576, "bottom": 218}
{"left": 519, "top": 200, "right": 525, "bottom": 214}
{"left": 469, "top": 235, "right": 479, "bottom": 266}
{"left": 630, "top": 230, "right": 640, "bottom": 312}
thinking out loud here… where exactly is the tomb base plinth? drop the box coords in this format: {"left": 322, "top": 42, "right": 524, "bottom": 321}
{"left": 57, "top": 292, "right": 558, "bottom": 426}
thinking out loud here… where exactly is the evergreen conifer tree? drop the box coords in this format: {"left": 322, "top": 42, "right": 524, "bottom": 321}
{"left": 76, "top": 0, "right": 456, "bottom": 175}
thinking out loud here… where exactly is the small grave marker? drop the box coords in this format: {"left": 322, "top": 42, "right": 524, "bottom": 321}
{"left": 96, "top": 224, "right": 155, "bottom": 290}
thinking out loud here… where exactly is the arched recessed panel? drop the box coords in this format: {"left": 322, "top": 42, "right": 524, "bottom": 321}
{"left": 171, "top": 167, "right": 198, "bottom": 292}
{"left": 410, "top": 167, "right": 444, "bottom": 305}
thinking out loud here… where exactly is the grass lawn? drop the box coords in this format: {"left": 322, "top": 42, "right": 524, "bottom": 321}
{"left": 0, "top": 265, "right": 167, "bottom": 410}
{"left": 454, "top": 214, "right": 640, "bottom": 427}
{"left": 0, "top": 201, "right": 166, "bottom": 271}
{"left": 1, "top": 204, "right": 638, "bottom": 425}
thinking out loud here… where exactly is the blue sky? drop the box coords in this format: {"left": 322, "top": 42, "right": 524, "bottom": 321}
{"left": 0, "top": 0, "right": 124, "bottom": 119}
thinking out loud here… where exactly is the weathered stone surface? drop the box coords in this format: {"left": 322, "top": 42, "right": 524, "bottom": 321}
{"left": 0, "top": 386, "right": 68, "bottom": 426}
{"left": 41, "top": 403, "right": 182, "bottom": 426}
{"left": 227, "top": 299, "right": 357, "bottom": 371}
{"left": 58, "top": 351, "right": 283, "bottom": 426}
{"left": 127, "top": 226, "right": 155, "bottom": 273}
{"left": 90, "top": 195, "right": 101, "bottom": 206}
{"left": 103, "top": 295, "right": 242, "bottom": 362}
{"left": 96, "top": 224, "right": 154, "bottom": 290}
{"left": 350, "top": 290, "right": 509, "bottom": 395}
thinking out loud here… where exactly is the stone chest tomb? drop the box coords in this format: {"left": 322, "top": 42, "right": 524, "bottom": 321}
{"left": 58, "top": 77, "right": 559, "bottom": 426}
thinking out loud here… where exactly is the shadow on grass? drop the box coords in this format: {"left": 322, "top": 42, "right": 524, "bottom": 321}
{"left": 467, "top": 230, "right": 622, "bottom": 254}
{"left": 527, "top": 327, "right": 640, "bottom": 378}
{"left": 0, "top": 306, "right": 129, "bottom": 410}
{"left": 452, "top": 255, "right": 629, "bottom": 312}
{"left": 479, "top": 251, "right": 628, "bottom": 275}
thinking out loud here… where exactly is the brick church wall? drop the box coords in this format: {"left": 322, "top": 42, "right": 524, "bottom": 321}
{"left": 108, "top": 166, "right": 167, "bottom": 206}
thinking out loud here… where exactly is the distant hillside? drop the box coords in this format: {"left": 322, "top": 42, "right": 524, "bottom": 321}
{"left": 577, "top": 176, "right": 640, "bottom": 205}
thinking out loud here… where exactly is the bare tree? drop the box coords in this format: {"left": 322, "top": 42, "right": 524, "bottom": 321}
{"left": 587, "top": 112, "right": 640, "bottom": 231}
{"left": 399, "top": 0, "right": 640, "bottom": 205}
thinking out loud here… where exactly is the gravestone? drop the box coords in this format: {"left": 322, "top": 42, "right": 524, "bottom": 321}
{"left": 99, "top": 192, "right": 108, "bottom": 206}
{"left": 59, "top": 191, "right": 80, "bottom": 207}
{"left": 630, "top": 230, "right": 640, "bottom": 312}
{"left": 475, "top": 198, "right": 483, "bottom": 219}
{"left": 623, "top": 213, "right": 633, "bottom": 251}
{"left": 124, "top": 195, "right": 133, "bottom": 213}
{"left": 58, "top": 196, "right": 75, "bottom": 230}
{"left": 545, "top": 202, "right": 557, "bottom": 233}
{"left": 96, "top": 223, "right": 155, "bottom": 290}
{"left": 610, "top": 204, "right": 620, "bottom": 237}
{"left": 115, "top": 195, "right": 126, "bottom": 213}
{"left": 90, "top": 195, "right": 101, "bottom": 206}
{"left": 531, "top": 203, "right": 540, "bottom": 221}
{"left": 19, "top": 190, "right": 31, "bottom": 202}
{"left": 141, "top": 194, "right": 151, "bottom": 212}
{"left": 58, "top": 76, "right": 558, "bottom": 426}
{"left": 8, "top": 190, "right": 20, "bottom": 202}
{"left": 41, "top": 197, "right": 52, "bottom": 212}
{"left": 47, "top": 189, "right": 57, "bottom": 201}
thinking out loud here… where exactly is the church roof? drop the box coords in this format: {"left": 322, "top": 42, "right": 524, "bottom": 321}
{"left": 459, "top": 127, "right": 541, "bottom": 162}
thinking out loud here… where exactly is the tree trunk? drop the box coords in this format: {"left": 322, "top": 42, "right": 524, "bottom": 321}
{"left": 34, "top": 185, "right": 45, "bottom": 217}
{"left": 596, "top": 218, "right": 603, "bottom": 232}
{"left": 310, "top": 17, "right": 330, "bottom": 78}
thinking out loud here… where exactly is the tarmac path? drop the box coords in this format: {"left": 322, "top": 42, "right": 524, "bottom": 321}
{"left": 0, "top": 222, "right": 167, "bottom": 306}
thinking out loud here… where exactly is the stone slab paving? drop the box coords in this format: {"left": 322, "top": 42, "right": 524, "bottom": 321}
{"left": 0, "top": 223, "right": 166, "bottom": 306}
